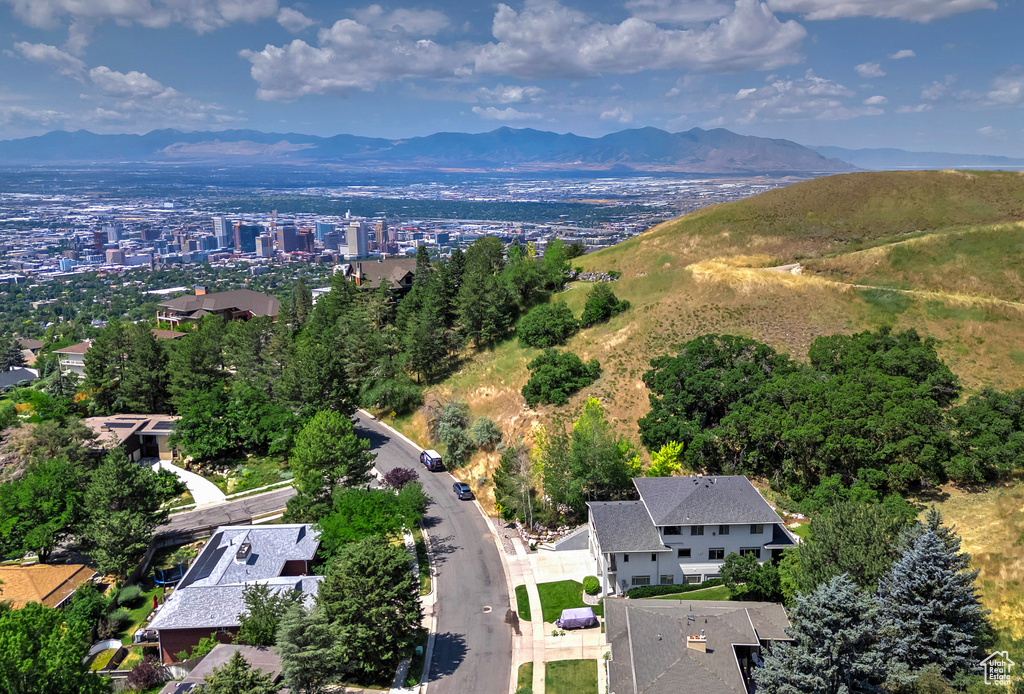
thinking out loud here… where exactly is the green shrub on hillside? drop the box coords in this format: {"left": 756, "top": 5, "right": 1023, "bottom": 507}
{"left": 521, "top": 350, "right": 601, "bottom": 407}
{"left": 580, "top": 284, "right": 630, "bottom": 328}
{"left": 518, "top": 303, "right": 580, "bottom": 349}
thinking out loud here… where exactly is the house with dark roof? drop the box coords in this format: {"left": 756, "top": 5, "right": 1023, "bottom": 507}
{"left": 146, "top": 524, "right": 322, "bottom": 663}
{"left": 345, "top": 258, "right": 417, "bottom": 296}
{"left": 84, "top": 414, "right": 179, "bottom": 461}
{"left": 587, "top": 476, "right": 797, "bottom": 595}
{"left": 604, "top": 598, "right": 792, "bottom": 694}
{"left": 156, "top": 287, "right": 280, "bottom": 328}
{"left": 54, "top": 329, "right": 186, "bottom": 377}
{"left": 156, "top": 644, "right": 283, "bottom": 693}
{"left": 0, "top": 366, "right": 38, "bottom": 390}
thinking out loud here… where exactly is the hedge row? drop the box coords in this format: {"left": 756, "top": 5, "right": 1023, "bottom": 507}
{"left": 626, "top": 578, "right": 724, "bottom": 599}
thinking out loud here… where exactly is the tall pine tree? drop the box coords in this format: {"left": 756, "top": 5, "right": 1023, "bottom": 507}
{"left": 753, "top": 574, "right": 885, "bottom": 694}
{"left": 276, "top": 603, "right": 337, "bottom": 694}
{"left": 877, "top": 529, "right": 986, "bottom": 684}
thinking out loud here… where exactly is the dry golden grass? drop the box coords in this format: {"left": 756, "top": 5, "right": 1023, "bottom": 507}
{"left": 915, "top": 481, "right": 1024, "bottom": 653}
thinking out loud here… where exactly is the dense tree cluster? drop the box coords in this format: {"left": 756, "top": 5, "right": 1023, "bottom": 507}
{"left": 521, "top": 349, "right": 601, "bottom": 406}
{"left": 579, "top": 283, "right": 630, "bottom": 328}
{"left": 639, "top": 328, "right": 1024, "bottom": 505}
{"left": 756, "top": 511, "right": 989, "bottom": 694}
{"left": 517, "top": 302, "right": 579, "bottom": 348}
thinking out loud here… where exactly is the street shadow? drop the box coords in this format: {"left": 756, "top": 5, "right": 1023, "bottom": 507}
{"left": 421, "top": 513, "right": 441, "bottom": 531}
{"left": 427, "top": 532, "right": 460, "bottom": 566}
{"left": 429, "top": 631, "right": 468, "bottom": 680}
{"left": 355, "top": 424, "right": 391, "bottom": 454}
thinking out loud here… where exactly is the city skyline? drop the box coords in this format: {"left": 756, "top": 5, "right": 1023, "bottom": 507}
{"left": 0, "top": 0, "right": 1021, "bottom": 156}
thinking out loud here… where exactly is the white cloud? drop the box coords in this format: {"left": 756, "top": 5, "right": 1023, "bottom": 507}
{"left": 896, "top": 103, "right": 931, "bottom": 113}
{"left": 471, "top": 105, "right": 541, "bottom": 120}
{"left": 600, "top": 106, "right": 634, "bottom": 123}
{"left": 474, "top": 84, "right": 545, "bottom": 104}
{"left": 475, "top": 0, "right": 806, "bottom": 78}
{"left": 625, "top": 0, "right": 733, "bottom": 24}
{"left": 732, "top": 70, "right": 883, "bottom": 122}
{"left": 889, "top": 49, "right": 916, "bottom": 59}
{"left": 985, "top": 68, "right": 1024, "bottom": 105}
{"left": 977, "top": 125, "right": 995, "bottom": 135}
{"left": 0, "top": 104, "right": 69, "bottom": 129}
{"left": 88, "top": 66, "right": 173, "bottom": 99}
{"left": 922, "top": 75, "right": 955, "bottom": 100}
{"left": 863, "top": 94, "right": 887, "bottom": 104}
{"left": 855, "top": 61, "right": 885, "bottom": 78}
{"left": 11, "top": 41, "right": 86, "bottom": 79}
{"left": 352, "top": 4, "right": 450, "bottom": 35}
{"left": 2, "top": 0, "right": 278, "bottom": 46}
{"left": 766, "top": 0, "right": 995, "bottom": 22}
{"left": 277, "top": 7, "right": 315, "bottom": 33}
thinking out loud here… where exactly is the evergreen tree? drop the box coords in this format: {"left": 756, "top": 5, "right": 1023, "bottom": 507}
{"left": 276, "top": 603, "right": 337, "bottom": 694}
{"left": 285, "top": 410, "right": 375, "bottom": 522}
{"left": 403, "top": 275, "right": 449, "bottom": 382}
{"left": 0, "top": 339, "right": 26, "bottom": 371}
{"left": 82, "top": 321, "right": 129, "bottom": 415}
{"left": 877, "top": 530, "right": 986, "bottom": 684}
{"left": 290, "top": 278, "right": 314, "bottom": 330}
{"left": 795, "top": 501, "right": 909, "bottom": 592}
{"left": 458, "top": 236, "right": 516, "bottom": 347}
{"left": 317, "top": 538, "right": 422, "bottom": 681}
{"left": 203, "top": 651, "right": 277, "bottom": 694}
{"left": 752, "top": 574, "right": 885, "bottom": 694}
{"left": 167, "top": 316, "right": 227, "bottom": 409}
{"left": 121, "top": 323, "right": 169, "bottom": 413}
{"left": 82, "top": 449, "right": 177, "bottom": 578}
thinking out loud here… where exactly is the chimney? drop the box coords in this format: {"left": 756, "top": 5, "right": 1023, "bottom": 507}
{"left": 235, "top": 542, "right": 252, "bottom": 562}
{"left": 686, "top": 633, "right": 707, "bottom": 653}
{"left": 194, "top": 285, "right": 207, "bottom": 296}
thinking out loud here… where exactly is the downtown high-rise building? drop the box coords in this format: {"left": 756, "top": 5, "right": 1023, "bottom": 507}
{"left": 277, "top": 222, "right": 298, "bottom": 253}
{"left": 346, "top": 221, "right": 369, "bottom": 258}
{"left": 315, "top": 221, "right": 334, "bottom": 243}
{"left": 212, "top": 216, "right": 232, "bottom": 248}
{"left": 233, "top": 222, "right": 261, "bottom": 253}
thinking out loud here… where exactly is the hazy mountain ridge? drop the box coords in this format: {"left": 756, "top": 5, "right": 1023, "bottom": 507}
{"left": 811, "top": 145, "right": 1024, "bottom": 170}
{"left": 0, "top": 126, "right": 853, "bottom": 173}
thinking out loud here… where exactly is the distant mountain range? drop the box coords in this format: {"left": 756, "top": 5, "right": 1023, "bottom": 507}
{"left": 0, "top": 126, "right": 854, "bottom": 174}
{"left": 811, "top": 145, "right": 1024, "bottom": 170}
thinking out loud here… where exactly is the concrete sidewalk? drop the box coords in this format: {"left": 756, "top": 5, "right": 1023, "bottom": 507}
{"left": 151, "top": 459, "right": 226, "bottom": 506}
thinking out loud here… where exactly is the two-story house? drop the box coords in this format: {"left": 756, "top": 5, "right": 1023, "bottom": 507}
{"left": 587, "top": 476, "right": 797, "bottom": 596}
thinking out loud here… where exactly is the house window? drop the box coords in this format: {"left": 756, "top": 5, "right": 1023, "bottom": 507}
{"left": 660, "top": 575, "right": 675, "bottom": 585}
{"left": 663, "top": 526, "right": 681, "bottom": 535}
{"left": 750, "top": 524, "right": 764, "bottom": 534}
{"left": 709, "top": 548, "right": 725, "bottom": 560}
{"left": 651, "top": 553, "right": 658, "bottom": 562}
{"left": 719, "top": 525, "right": 730, "bottom": 535}
{"left": 740, "top": 547, "right": 761, "bottom": 559}
{"left": 690, "top": 525, "right": 704, "bottom": 536}
{"left": 677, "top": 548, "right": 691, "bottom": 558}
{"left": 623, "top": 553, "right": 629, "bottom": 563}
{"left": 685, "top": 574, "right": 702, "bottom": 585}
{"left": 632, "top": 576, "right": 651, "bottom": 586}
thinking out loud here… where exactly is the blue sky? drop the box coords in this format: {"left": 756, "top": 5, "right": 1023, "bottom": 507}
{"left": 1, "top": 0, "right": 1021, "bottom": 155}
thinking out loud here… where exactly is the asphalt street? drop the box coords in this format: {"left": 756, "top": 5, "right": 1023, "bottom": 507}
{"left": 355, "top": 413, "right": 513, "bottom": 694}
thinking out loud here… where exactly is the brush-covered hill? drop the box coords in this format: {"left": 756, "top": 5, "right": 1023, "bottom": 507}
{"left": 399, "top": 169, "right": 1024, "bottom": 483}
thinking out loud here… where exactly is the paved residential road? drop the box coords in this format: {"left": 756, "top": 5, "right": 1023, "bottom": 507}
{"left": 355, "top": 413, "right": 513, "bottom": 694}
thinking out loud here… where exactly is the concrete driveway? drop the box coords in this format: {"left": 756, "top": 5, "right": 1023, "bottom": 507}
{"left": 150, "top": 459, "right": 226, "bottom": 506}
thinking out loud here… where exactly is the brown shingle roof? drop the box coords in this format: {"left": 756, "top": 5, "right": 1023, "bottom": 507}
{"left": 150, "top": 329, "right": 186, "bottom": 340}
{"left": 0, "top": 564, "right": 97, "bottom": 609}
{"left": 17, "top": 338, "right": 44, "bottom": 351}
{"left": 157, "top": 289, "right": 280, "bottom": 318}
{"left": 53, "top": 341, "right": 91, "bottom": 355}
{"left": 352, "top": 258, "right": 417, "bottom": 289}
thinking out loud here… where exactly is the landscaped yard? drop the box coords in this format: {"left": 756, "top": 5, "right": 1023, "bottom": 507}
{"left": 517, "top": 662, "right": 533, "bottom": 692}
{"left": 536, "top": 580, "right": 603, "bottom": 624}
{"left": 202, "top": 455, "right": 291, "bottom": 495}
{"left": 652, "top": 585, "right": 733, "bottom": 601}
{"left": 119, "top": 583, "right": 165, "bottom": 646}
{"left": 515, "top": 584, "right": 531, "bottom": 622}
{"left": 87, "top": 648, "right": 117, "bottom": 671}
{"left": 412, "top": 526, "right": 431, "bottom": 595}
{"left": 545, "top": 659, "right": 597, "bottom": 694}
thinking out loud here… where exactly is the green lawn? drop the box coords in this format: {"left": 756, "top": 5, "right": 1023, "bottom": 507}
{"left": 545, "top": 659, "right": 597, "bottom": 694}
{"left": 517, "top": 662, "right": 534, "bottom": 693}
{"left": 789, "top": 523, "right": 811, "bottom": 540}
{"left": 515, "top": 584, "right": 532, "bottom": 622}
{"left": 88, "top": 649, "right": 117, "bottom": 671}
{"left": 206, "top": 455, "right": 291, "bottom": 494}
{"left": 413, "top": 526, "right": 431, "bottom": 595}
{"left": 652, "top": 585, "right": 733, "bottom": 601}
{"left": 119, "top": 584, "right": 164, "bottom": 646}
{"left": 536, "top": 581, "right": 603, "bottom": 624}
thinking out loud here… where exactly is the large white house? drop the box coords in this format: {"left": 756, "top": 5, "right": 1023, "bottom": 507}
{"left": 587, "top": 475, "right": 798, "bottom": 595}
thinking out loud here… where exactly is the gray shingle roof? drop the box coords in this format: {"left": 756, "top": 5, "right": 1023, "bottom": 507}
{"left": 148, "top": 576, "right": 322, "bottom": 630}
{"left": 587, "top": 501, "right": 669, "bottom": 554}
{"left": 606, "top": 599, "right": 792, "bottom": 694}
{"left": 632, "top": 476, "right": 782, "bottom": 526}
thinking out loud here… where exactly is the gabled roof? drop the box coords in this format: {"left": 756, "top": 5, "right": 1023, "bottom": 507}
{"left": 0, "top": 367, "right": 38, "bottom": 389}
{"left": 632, "top": 476, "right": 782, "bottom": 526}
{"left": 351, "top": 258, "right": 417, "bottom": 289}
{"left": 0, "top": 564, "right": 97, "bottom": 609}
{"left": 605, "top": 599, "right": 791, "bottom": 694}
{"left": 156, "top": 645, "right": 283, "bottom": 693}
{"left": 54, "top": 340, "right": 91, "bottom": 355}
{"left": 588, "top": 501, "right": 670, "bottom": 554}
{"left": 157, "top": 289, "right": 280, "bottom": 317}
{"left": 17, "top": 338, "right": 44, "bottom": 351}
{"left": 147, "top": 576, "right": 322, "bottom": 630}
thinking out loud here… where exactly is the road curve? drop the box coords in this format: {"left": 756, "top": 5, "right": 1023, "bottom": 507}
{"left": 354, "top": 413, "right": 513, "bottom": 694}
